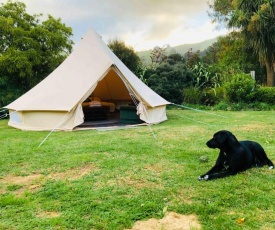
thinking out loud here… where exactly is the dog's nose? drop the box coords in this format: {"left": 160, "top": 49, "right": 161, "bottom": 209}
{"left": 206, "top": 140, "right": 215, "bottom": 148}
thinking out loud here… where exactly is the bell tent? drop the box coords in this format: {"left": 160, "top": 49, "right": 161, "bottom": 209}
{"left": 5, "top": 29, "right": 170, "bottom": 131}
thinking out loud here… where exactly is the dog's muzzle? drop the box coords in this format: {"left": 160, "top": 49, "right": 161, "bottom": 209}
{"left": 206, "top": 140, "right": 216, "bottom": 148}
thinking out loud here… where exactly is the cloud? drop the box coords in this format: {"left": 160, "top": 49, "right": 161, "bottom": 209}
{"left": 0, "top": 0, "right": 228, "bottom": 51}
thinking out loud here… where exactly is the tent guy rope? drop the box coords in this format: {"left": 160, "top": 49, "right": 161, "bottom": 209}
{"left": 38, "top": 111, "right": 70, "bottom": 148}
{"left": 175, "top": 113, "right": 217, "bottom": 127}
{"left": 129, "top": 92, "right": 157, "bottom": 140}
{"left": 171, "top": 103, "right": 228, "bottom": 118}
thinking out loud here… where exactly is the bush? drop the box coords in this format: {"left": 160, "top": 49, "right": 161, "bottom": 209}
{"left": 183, "top": 87, "right": 201, "bottom": 104}
{"left": 213, "top": 101, "right": 230, "bottom": 110}
{"left": 147, "top": 63, "right": 194, "bottom": 104}
{"left": 200, "top": 87, "right": 225, "bottom": 106}
{"left": 213, "top": 101, "right": 274, "bottom": 111}
{"left": 247, "top": 102, "right": 271, "bottom": 110}
{"left": 225, "top": 73, "right": 257, "bottom": 103}
{"left": 256, "top": 87, "right": 275, "bottom": 104}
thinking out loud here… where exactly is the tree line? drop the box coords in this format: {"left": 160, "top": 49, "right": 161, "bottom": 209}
{"left": 1, "top": 0, "right": 275, "bottom": 110}
{"left": 0, "top": 0, "right": 73, "bottom": 106}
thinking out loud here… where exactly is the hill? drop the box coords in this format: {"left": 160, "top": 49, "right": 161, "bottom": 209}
{"left": 138, "top": 37, "right": 217, "bottom": 66}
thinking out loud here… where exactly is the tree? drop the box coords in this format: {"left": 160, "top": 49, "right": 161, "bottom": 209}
{"left": 150, "top": 45, "right": 168, "bottom": 66}
{"left": 203, "top": 32, "right": 266, "bottom": 84}
{"left": 166, "top": 53, "right": 185, "bottom": 65}
{"left": 0, "top": 0, "right": 73, "bottom": 105}
{"left": 185, "top": 48, "right": 201, "bottom": 68}
{"left": 208, "top": 0, "right": 275, "bottom": 86}
{"left": 147, "top": 56, "right": 193, "bottom": 104}
{"left": 108, "top": 39, "right": 141, "bottom": 75}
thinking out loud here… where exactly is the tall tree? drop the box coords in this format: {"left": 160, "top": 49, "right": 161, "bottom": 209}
{"left": 0, "top": 0, "right": 73, "bottom": 105}
{"left": 204, "top": 32, "right": 265, "bottom": 83}
{"left": 108, "top": 39, "right": 141, "bottom": 75}
{"left": 149, "top": 45, "right": 168, "bottom": 66}
{"left": 208, "top": 0, "right": 275, "bottom": 86}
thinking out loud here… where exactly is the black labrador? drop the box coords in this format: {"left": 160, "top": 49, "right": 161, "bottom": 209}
{"left": 198, "top": 130, "right": 274, "bottom": 180}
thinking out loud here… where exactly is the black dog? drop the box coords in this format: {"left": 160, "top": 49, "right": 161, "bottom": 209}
{"left": 198, "top": 130, "right": 274, "bottom": 180}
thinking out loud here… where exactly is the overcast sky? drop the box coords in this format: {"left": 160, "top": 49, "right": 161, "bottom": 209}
{"left": 1, "top": 0, "right": 228, "bottom": 51}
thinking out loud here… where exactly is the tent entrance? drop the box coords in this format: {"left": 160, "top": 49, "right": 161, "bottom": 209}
{"left": 79, "top": 68, "right": 142, "bottom": 127}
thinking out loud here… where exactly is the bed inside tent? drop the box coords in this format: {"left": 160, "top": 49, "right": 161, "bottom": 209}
{"left": 78, "top": 67, "right": 143, "bottom": 128}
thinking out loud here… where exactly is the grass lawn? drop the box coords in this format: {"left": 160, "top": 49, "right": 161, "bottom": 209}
{"left": 0, "top": 107, "right": 274, "bottom": 229}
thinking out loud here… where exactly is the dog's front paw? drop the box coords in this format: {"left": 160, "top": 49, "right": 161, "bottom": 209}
{"left": 198, "top": 175, "right": 209, "bottom": 181}
{"left": 269, "top": 165, "right": 274, "bottom": 170}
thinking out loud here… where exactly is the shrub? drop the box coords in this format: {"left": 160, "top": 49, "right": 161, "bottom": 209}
{"left": 147, "top": 63, "right": 193, "bottom": 104}
{"left": 248, "top": 102, "right": 271, "bottom": 110}
{"left": 182, "top": 87, "right": 201, "bottom": 104}
{"left": 256, "top": 87, "right": 275, "bottom": 104}
{"left": 213, "top": 101, "right": 230, "bottom": 110}
{"left": 213, "top": 101, "right": 274, "bottom": 111}
{"left": 225, "top": 73, "right": 257, "bottom": 103}
{"left": 200, "top": 87, "right": 226, "bottom": 106}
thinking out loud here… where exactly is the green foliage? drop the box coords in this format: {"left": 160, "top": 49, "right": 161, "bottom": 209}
{"left": 182, "top": 62, "right": 223, "bottom": 106}
{"left": 208, "top": 0, "right": 275, "bottom": 86}
{"left": 0, "top": 0, "right": 73, "bottom": 106}
{"left": 136, "top": 67, "right": 147, "bottom": 84}
{"left": 183, "top": 86, "right": 225, "bottom": 106}
{"left": 0, "top": 76, "right": 22, "bottom": 107}
{"left": 225, "top": 73, "right": 257, "bottom": 103}
{"left": 213, "top": 101, "right": 230, "bottom": 110}
{"left": 166, "top": 53, "right": 185, "bottom": 65}
{"left": 200, "top": 87, "right": 225, "bottom": 106}
{"left": 256, "top": 87, "right": 275, "bottom": 104}
{"left": 182, "top": 87, "right": 201, "bottom": 104}
{"left": 149, "top": 45, "right": 168, "bottom": 66}
{"left": 108, "top": 39, "right": 141, "bottom": 75}
{"left": 186, "top": 49, "right": 201, "bottom": 67}
{"left": 147, "top": 61, "right": 193, "bottom": 104}
{"left": 213, "top": 101, "right": 275, "bottom": 111}
{"left": 192, "top": 62, "right": 220, "bottom": 90}
{"left": 203, "top": 32, "right": 265, "bottom": 84}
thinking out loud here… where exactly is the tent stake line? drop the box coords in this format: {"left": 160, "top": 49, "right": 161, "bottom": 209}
{"left": 172, "top": 103, "right": 228, "bottom": 118}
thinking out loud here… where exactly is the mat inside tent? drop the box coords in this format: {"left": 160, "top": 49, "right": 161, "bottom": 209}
{"left": 73, "top": 112, "right": 146, "bottom": 131}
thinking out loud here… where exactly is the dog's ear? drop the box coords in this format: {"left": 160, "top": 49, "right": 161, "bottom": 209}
{"left": 217, "top": 130, "right": 230, "bottom": 144}
{"left": 226, "top": 131, "right": 238, "bottom": 145}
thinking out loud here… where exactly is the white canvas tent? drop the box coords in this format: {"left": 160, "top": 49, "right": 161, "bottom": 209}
{"left": 5, "top": 29, "right": 170, "bottom": 131}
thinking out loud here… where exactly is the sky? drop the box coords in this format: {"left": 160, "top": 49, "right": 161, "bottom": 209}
{"left": 1, "top": 0, "right": 229, "bottom": 51}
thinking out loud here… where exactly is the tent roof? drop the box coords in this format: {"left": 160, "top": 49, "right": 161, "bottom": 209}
{"left": 6, "top": 29, "right": 169, "bottom": 111}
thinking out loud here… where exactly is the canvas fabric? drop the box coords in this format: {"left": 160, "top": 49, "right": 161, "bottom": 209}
{"left": 5, "top": 29, "right": 170, "bottom": 131}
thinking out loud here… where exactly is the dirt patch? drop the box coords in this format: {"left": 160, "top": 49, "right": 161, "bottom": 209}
{"left": 0, "top": 163, "right": 96, "bottom": 195}
{"left": 144, "top": 162, "right": 168, "bottom": 175}
{"left": 0, "top": 173, "right": 43, "bottom": 196}
{"left": 36, "top": 211, "right": 61, "bottom": 218}
{"left": 126, "top": 212, "right": 201, "bottom": 230}
{"left": 116, "top": 175, "right": 162, "bottom": 189}
{"left": 49, "top": 163, "right": 97, "bottom": 181}
{"left": 1, "top": 173, "right": 42, "bottom": 185}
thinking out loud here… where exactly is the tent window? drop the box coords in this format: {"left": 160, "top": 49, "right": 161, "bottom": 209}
{"left": 10, "top": 111, "right": 22, "bottom": 124}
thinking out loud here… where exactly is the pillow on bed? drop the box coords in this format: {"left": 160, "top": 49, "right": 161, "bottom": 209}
{"left": 89, "top": 96, "right": 101, "bottom": 102}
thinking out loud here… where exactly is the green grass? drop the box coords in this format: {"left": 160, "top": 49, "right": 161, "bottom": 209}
{"left": 0, "top": 108, "right": 275, "bottom": 229}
